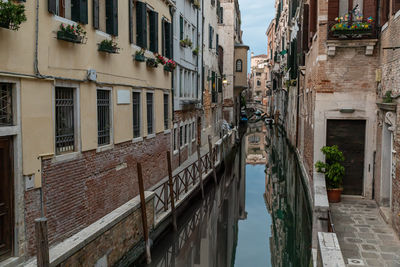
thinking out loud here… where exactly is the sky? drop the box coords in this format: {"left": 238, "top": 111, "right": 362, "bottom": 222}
{"left": 238, "top": 0, "right": 275, "bottom": 60}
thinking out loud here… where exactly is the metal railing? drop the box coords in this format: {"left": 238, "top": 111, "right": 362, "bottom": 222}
{"left": 153, "top": 145, "right": 220, "bottom": 218}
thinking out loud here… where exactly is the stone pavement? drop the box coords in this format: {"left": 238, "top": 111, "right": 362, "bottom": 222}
{"left": 330, "top": 196, "right": 400, "bottom": 267}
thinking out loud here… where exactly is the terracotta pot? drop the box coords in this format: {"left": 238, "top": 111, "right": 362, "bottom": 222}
{"left": 327, "top": 188, "right": 343, "bottom": 203}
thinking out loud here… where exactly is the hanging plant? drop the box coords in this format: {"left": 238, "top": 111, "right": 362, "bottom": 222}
{"left": 57, "top": 24, "right": 87, "bottom": 44}
{"left": 192, "top": 46, "right": 199, "bottom": 56}
{"left": 154, "top": 53, "right": 166, "bottom": 65}
{"left": 134, "top": 48, "right": 146, "bottom": 61}
{"left": 193, "top": 0, "right": 201, "bottom": 9}
{"left": 0, "top": 1, "right": 27, "bottom": 31}
{"left": 180, "top": 37, "right": 193, "bottom": 48}
{"left": 98, "top": 39, "right": 120, "bottom": 53}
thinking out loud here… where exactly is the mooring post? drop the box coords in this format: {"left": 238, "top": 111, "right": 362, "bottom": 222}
{"left": 166, "top": 151, "right": 178, "bottom": 231}
{"left": 35, "top": 218, "right": 49, "bottom": 267}
{"left": 137, "top": 163, "right": 152, "bottom": 264}
{"left": 208, "top": 135, "right": 218, "bottom": 184}
{"left": 197, "top": 144, "right": 205, "bottom": 199}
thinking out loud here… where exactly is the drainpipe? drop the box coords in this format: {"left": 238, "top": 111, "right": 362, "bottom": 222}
{"left": 170, "top": 6, "right": 175, "bottom": 122}
{"left": 201, "top": 0, "right": 204, "bottom": 107}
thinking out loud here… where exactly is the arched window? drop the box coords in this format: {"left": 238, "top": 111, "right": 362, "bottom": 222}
{"left": 236, "top": 59, "right": 242, "bottom": 72}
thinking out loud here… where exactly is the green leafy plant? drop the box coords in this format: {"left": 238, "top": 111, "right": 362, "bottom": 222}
{"left": 57, "top": 24, "right": 86, "bottom": 43}
{"left": 192, "top": 46, "right": 199, "bottom": 56}
{"left": 383, "top": 90, "right": 393, "bottom": 103}
{"left": 0, "top": 1, "right": 27, "bottom": 31}
{"left": 134, "top": 48, "right": 146, "bottom": 61}
{"left": 315, "top": 145, "right": 345, "bottom": 189}
{"left": 98, "top": 39, "right": 120, "bottom": 53}
{"left": 193, "top": 0, "right": 200, "bottom": 9}
{"left": 180, "top": 37, "right": 193, "bottom": 48}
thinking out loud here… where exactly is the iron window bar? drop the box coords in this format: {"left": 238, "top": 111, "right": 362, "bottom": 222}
{"left": 0, "top": 83, "right": 12, "bottom": 126}
{"left": 97, "top": 90, "right": 111, "bottom": 146}
{"left": 55, "top": 87, "right": 75, "bottom": 154}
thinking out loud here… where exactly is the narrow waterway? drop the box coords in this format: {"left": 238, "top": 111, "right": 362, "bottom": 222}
{"left": 131, "top": 123, "right": 312, "bottom": 267}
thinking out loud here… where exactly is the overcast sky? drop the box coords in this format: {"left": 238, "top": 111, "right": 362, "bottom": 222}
{"left": 239, "top": 0, "right": 275, "bottom": 58}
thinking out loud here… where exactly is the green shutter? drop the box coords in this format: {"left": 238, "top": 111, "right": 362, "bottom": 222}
{"left": 216, "top": 34, "right": 219, "bottom": 49}
{"left": 220, "top": 7, "right": 223, "bottom": 23}
{"left": 93, "top": 0, "right": 99, "bottom": 29}
{"left": 106, "top": 0, "right": 118, "bottom": 35}
{"left": 211, "top": 71, "right": 216, "bottom": 91}
{"left": 165, "top": 21, "right": 172, "bottom": 58}
{"left": 129, "top": 0, "right": 134, "bottom": 43}
{"left": 180, "top": 16, "right": 184, "bottom": 40}
{"left": 48, "top": 0, "right": 56, "bottom": 14}
{"left": 149, "top": 11, "right": 158, "bottom": 53}
{"left": 136, "top": 1, "right": 147, "bottom": 48}
{"left": 72, "top": 0, "right": 88, "bottom": 24}
{"left": 209, "top": 25, "right": 212, "bottom": 49}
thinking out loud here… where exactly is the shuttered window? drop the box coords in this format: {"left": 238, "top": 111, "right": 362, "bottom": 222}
{"left": 328, "top": 0, "right": 338, "bottom": 22}
{"left": 180, "top": 16, "right": 184, "bottom": 40}
{"left": 146, "top": 93, "right": 154, "bottom": 135}
{"left": 216, "top": 34, "right": 219, "bottom": 54}
{"left": 309, "top": 0, "right": 317, "bottom": 38}
{"left": 48, "top": 0, "right": 88, "bottom": 24}
{"left": 164, "top": 94, "right": 169, "bottom": 130}
{"left": 163, "top": 20, "right": 172, "bottom": 58}
{"left": 209, "top": 25, "right": 213, "bottom": 49}
{"left": 136, "top": 1, "right": 147, "bottom": 48}
{"left": 149, "top": 11, "right": 159, "bottom": 53}
{"left": 132, "top": 92, "right": 141, "bottom": 138}
{"left": 129, "top": 0, "right": 134, "bottom": 43}
{"left": 106, "top": 0, "right": 118, "bottom": 35}
{"left": 303, "top": 4, "right": 309, "bottom": 52}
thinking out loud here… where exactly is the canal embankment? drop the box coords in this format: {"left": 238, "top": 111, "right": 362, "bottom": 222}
{"left": 23, "top": 131, "right": 237, "bottom": 267}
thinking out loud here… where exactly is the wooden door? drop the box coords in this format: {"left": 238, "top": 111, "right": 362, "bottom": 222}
{"left": 0, "top": 137, "right": 13, "bottom": 258}
{"left": 327, "top": 120, "right": 365, "bottom": 195}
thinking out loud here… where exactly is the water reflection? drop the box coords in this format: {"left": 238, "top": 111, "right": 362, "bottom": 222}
{"left": 132, "top": 123, "right": 312, "bottom": 267}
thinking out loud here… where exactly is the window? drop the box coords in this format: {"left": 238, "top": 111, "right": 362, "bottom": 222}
{"left": 162, "top": 19, "right": 172, "bottom": 58}
{"left": 184, "top": 124, "right": 188, "bottom": 144}
{"left": 209, "top": 25, "right": 213, "bottom": 49}
{"left": 128, "top": 0, "right": 136, "bottom": 43}
{"left": 180, "top": 126, "right": 183, "bottom": 147}
{"left": 148, "top": 9, "right": 159, "bottom": 53}
{"left": 55, "top": 87, "right": 75, "bottom": 154}
{"left": 132, "top": 91, "right": 141, "bottom": 138}
{"left": 236, "top": 59, "right": 243, "bottom": 72}
{"left": 180, "top": 69, "right": 184, "bottom": 97}
{"left": 173, "top": 127, "right": 177, "bottom": 151}
{"left": 164, "top": 94, "right": 169, "bottom": 130}
{"left": 192, "top": 122, "right": 195, "bottom": 141}
{"left": 48, "top": 0, "right": 88, "bottom": 24}
{"left": 146, "top": 92, "right": 154, "bottom": 135}
{"left": 256, "top": 72, "right": 261, "bottom": 76}
{"left": 93, "top": 0, "right": 118, "bottom": 35}
{"left": 136, "top": 1, "right": 147, "bottom": 48}
{"left": 257, "top": 80, "right": 261, "bottom": 86}
{"left": 0, "top": 84, "right": 12, "bottom": 126}
{"left": 97, "top": 89, "right": 111, "bottom": 146}
{"left": 180, "top": 16, "right": 184, "bottom": 40}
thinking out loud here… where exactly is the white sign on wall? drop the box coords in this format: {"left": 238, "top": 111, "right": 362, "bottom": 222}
{"left": 117, "top": 89, "right": 130, "bottom": 104}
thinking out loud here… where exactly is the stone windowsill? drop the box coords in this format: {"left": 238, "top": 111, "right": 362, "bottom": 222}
{"left": 326, "top": 39, "right": 378, "bottom": 56}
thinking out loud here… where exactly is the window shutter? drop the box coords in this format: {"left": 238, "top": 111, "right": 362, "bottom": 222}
{"left": 129, "top": 0, "right": 134, "bottom": 43}
{"left": 48, "top": 0, "right": 57, "bottom": 14}
{"left": 309, "top": 0, "right": 317, "bottom": 37}
{"left": 72, "top": 0, "right": 88, "bottom": 24}
{"left": 328, "top": 0, "right": 339, "bottom": 22}
{"left": 180, "top": 16, "right": 184, "bottom": 40}
{"left": 216, "top": 34, "right": 219, "bottom": 53}
{"left": 220, "top": 7, "right": 223, "bottom": 23}
{"left": 165, "top": 21, "right": 172, "bottom": 58}
{"left": 93, "top": 0, "right": 99, "bottom": 29}
{"left": 363, "top": 0, "right": 376, "bottom": 18}
{"left": 149, "top": 11, "right": 159, "bottom": 53}
{"left": 209, "top": 25, "right": 212, "bottom": 49}
{"left": 162, "top": 19, "right": 165, "bottom": 55}
{"left": 211, "top": 71, "right": 216, "bottom": 91}
{"left": 394, "top": 0, "right": 400, "bottom": 13}
{"left": 136, "top": 1, "right": 147, "bottom": 48}
{"left": 106, "top": 0, "right": 118, "bottom": 35}
{"left": 303, "top": 4, "right": 309, "bottom": 52}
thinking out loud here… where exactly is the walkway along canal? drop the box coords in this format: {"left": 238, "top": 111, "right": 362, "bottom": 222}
{"left": 129, "top": 122, "right": 312, "bottom": 267}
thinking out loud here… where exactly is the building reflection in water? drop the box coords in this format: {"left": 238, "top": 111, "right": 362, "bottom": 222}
{"left": 132, "top": 122, "right": 312, "bottom": 267}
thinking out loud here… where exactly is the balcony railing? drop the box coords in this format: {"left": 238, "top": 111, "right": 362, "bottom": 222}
{"left": 328, "top": 18, "right": 378, "bottom": 40}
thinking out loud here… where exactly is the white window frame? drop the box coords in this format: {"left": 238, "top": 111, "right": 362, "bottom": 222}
{"left": 146, "top": 90, "right": 155, "bottom": 138}
{"left": 96, "top": 87, "right": 114, "bottom": 152}
{"left": 132, "top": 89, "right": 143, "bottom": 142}
{"left": 173, "top": 123, "right": 178, "bottom": 155}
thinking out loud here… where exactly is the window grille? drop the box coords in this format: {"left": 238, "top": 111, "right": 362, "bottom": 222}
{"left": 146, "top": 93, "right": 154, "bottom": 134}
{"left": 97, "top": 90, "right": 111, "bottom": 146}
{"left": 55, "top": 87, "right": 75, "bottom": 154}
{"left": 236, "top": 59, "right": 243, "bottom": 72}
{"left": 180, "top": 126, "right": 183, "bottom": 147}
{"left": 184, "top": 125, "right": 188, "bottom": 144}
{"left": 173, "top": 128, "right": 177, "bottom": 151}
{"left": 133, "top": 92, "right": 141, "bottom": 138}
{"left": 0, "top": 84, "right": 12, "bottom": 126}
{"left": 164, "top": 94, "right": 169, "bottom": 130}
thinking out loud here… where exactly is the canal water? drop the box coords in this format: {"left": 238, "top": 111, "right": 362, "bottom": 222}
{"left": 132, "top": 122, "right": 312, "bottom": 267}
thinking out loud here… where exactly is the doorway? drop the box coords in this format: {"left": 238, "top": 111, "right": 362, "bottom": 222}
{"left": 326, "top": 120, "right": 366, "bottom": 195}
{"left": 0, "top": 137, "right": 13, "bottom": 259}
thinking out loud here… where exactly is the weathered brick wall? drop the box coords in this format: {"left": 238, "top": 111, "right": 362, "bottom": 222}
{"left": 25, "top": 133, "right": 170, "bottom": 256}
{"left": 60, "top": 198, "right": 154, "bottom": 266}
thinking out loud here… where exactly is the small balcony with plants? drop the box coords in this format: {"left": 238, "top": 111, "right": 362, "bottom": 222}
{"left": 328, "top": 10, "right": 377, "bottom": 40}
{"left": 57, "top": 24, "right": 87, "bottom": 44}
{"left": 98, "top": 39, "right": 120, "bottom": 54}
{"left": 0, "top": 1, "right": 26, "bottom": 31}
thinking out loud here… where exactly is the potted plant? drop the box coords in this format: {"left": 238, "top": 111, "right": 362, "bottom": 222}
{"left": 192, "top": 46, "right": 199, "bottom": 56}
{"left": 135, "top": 48, "right": 146, "bottom": 62}
{"left": 330, "top": 16, "right": 373, "bottom": 36}
{"left": 57, "top": 24, "right": 86, "bottom": 44}
{"left": 155, "top": 53, "right": 166, "bottom": 65}
{"left": 98, "top": 39, "right": 119, "bottom": 53}
{"left": 164, "top": 59, "right": 176, "bottom": 72}
{"left": 146, "top": 57, "right": 158, "bottom": 68}
{"left": 180, "top": 37, "right": 193, "bottom": 48}
{"left": 0, "top": 1, "right": 27, "bottom": 31}
{"left": 180, "top": 39, "right": 187, "bottom": 48}
{"left": 193, "top": 0, "right": 201, "bottom": 9}
{"left": 315, "top": 145, "right": 345, "bottom": 203}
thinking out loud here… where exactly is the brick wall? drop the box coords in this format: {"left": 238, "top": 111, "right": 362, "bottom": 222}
{"left": 25, "top": 132, "right": 170, "bottom": 256}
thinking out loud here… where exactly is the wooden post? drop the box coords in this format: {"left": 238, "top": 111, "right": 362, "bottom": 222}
{"left": 197, "top": 145, "right": 204, "bottom": 199}
{"left": 208, "top": 135, "right": 218, "bottom": 184}
{"left": 137, "top": 163, "right": 152, "bottom": 264}
{"left": 166, "top": 151, "right": 177, "bottom": 231}
{"left": 35, "top": 218, "right": 49, "bottom": 267}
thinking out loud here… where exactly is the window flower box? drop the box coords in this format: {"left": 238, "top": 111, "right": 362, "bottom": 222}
{"left": 192, "top": 47, "right": 199, "bottom": 56}
{"left": 155, "top": 53, "right": 166, "bottom": 65}
{"left": 146, "top": 58, "right": 158, "bottom": 68}
{"left": 164, "top": 60, "right": 176, "bottom": 72}
{"left": 98, "top": 39, "right": 120, "bottom": 54}
{"left": 135, "top": 48, "right": 146, "bottom": 61}
{"left": 0, "top": 1, "right": 27, "bottom": 31}
{"left": 57, "top": 24, "right": 86, "bottom": 44}
{"left": 180, "top": 38, "right": 193, "bottom": 48}
{"left": 328, "top": 15, "right": 376, "bottom": 39}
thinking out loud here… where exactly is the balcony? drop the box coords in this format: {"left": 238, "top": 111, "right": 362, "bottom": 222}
{"left": 327, "top": 18, "right": 378, "bottom": 40}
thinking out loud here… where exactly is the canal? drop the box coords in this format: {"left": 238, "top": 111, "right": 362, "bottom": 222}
{"left": 131, "top": 122, "right": 312, "bottom": 267}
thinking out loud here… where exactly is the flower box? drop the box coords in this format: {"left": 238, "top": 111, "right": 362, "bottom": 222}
{"left": 146, "top": 58, "right": 158, "bottom": 68}
{"left": 163, "top": 65, "right": 173, "bottom": 72}
{"left": 135, "top": 54, "right": 146, "bottom": 62}
{"left": 57, "top": 30, "right": 83, "bottom": 44}
{"left": 98, "top": 40, "right": 119, "bottom": 54}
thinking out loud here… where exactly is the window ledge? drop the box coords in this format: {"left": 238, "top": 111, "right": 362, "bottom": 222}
{"left": 52, "top": 151, "right": 82, "bottom": 164}
{"left": 395, "top": 10, "right": 400, "bottom": 20}
{"left": 173, "top": 150, "right": 179, "bottom": 155}
{"left": 53, "top": 15, "right": 76, "bottom": 26}
{"left": 96, "top": 30, "right": 112, "bottom": 39}
{"left": 326, "top": 39, "right": 378, "bottom": 56}
{"left": 132, "top": 137, "right": 143, "bottom": 143}
{"left": 164, "top": 129, "right": 171, "bottom": 134}
{"left": 146, "top": 134, "right": 156, "bottom": 139}
{"left": 96, "top": 144, "right": 114, "bottom": 153}
{"left": 381, "top": 22, "right": 388, "bottom": 32}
